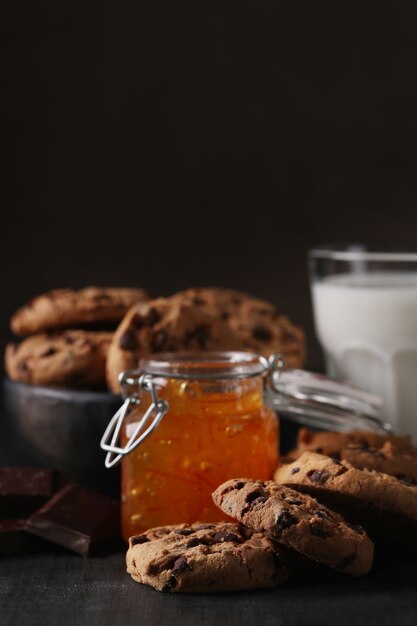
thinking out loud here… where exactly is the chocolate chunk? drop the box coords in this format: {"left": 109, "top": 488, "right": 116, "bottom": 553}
{"left": 213, "top": 531, "right": 240, "bottom": 543}
{"left": 174, "top": 528, "right": 193, "bottom": 536}
{"left": 25, "top": 483, "right": 119, "bottom": 556}
{"left": 234, "top": 481, "right": 245, "bottom": 490}
{"left": 246, "top": 490, "right": 264, "bottom": 504}
{"left": 186, "top": 325, "right": 208, "bottom": 349}
{"left": 151, "top": 330, "right": 169, "bottom": 351}
{"left": 307, "top": 470, "right": 330, "bottom": 485}
{"left": 118, "top": 329, "right": 138, "bottom": 351}
{"left": 133, "top": 308, "right": 161, "bottom": 329}
{"left": 0, "top": 467, "right": 56, "bottom": 518}
{"left": 290, "top": 467, "right": 300, "bottom": 475}
{"left": 187, "top": 537, "right": 205, "bottom": 548}
{"left": 285, "top": 498, "right": 303, "bottom": 505}
{"left": 275, "top": 510, "right": 297, "bottom": 531}
{"left": 330, "top": 453, "right": 341, "bottom": 462}
{"left": 161, "top": 578, "right": 177, "bottom": 592}
{"left": 310, "top": 519, "right": 331, "bottom": 538}
{"left": 131, "top": 535, "right": 150, "bottom": 545}
{"left": 252, "top": 325, "right": 272, "bottom": 342}
{"left": 315, "top": 509, "right": 331, "bottom": 520}
{"left": 172, "top": 556, "right": 190, "bottom": 573}
{"left": 41, "top": 347, "right": 57, "bottom": 357}
{"left": 0, "top": 519, "right": 32, "bottom": 556}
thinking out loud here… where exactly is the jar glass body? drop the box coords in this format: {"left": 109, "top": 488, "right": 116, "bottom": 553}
{"left": 120, "top": 354, "right": 279, "bottom": 541}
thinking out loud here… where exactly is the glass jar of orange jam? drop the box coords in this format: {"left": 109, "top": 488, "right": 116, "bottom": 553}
{"left": 102, "top": 352, "right": 279, "bottom": 541}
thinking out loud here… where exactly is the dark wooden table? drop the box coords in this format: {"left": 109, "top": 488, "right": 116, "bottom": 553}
{"left": 1, "top": 404, "right": 417, "bottom": 626}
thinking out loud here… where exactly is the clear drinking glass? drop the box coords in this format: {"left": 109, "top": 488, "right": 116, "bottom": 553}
{"left": 309, "top": 244, "right": 417, "bottom": 440}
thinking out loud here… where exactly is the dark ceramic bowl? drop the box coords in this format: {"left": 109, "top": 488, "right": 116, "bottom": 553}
{"left": 2, "top": 379, "right": 121, "bottom": 497}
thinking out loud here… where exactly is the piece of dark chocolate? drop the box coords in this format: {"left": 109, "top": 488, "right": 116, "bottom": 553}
{"left": 0, "top": 519, "right": 30, "bottom": 555}
{"left": 25, "top": 483, "right": 120, "bottom": 556}
{"left": 0, "top": 467, "right": 56, "bottom": 518}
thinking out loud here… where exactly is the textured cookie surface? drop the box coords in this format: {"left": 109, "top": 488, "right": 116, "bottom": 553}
{"left": 212, "top": 479, "right": 373, "bottom": 576}
{"left": 180, "top": 287, "right": 306, "bottom": 367}
{"left": 106, "top": 296, "right": 243, "bottom": 392}
{"left": 126, "top": 521, "right": 297, "bottom": 593}
{"left": 274, "top": 451, "right": 417, "bottom": 543}
{"left": 11, "top": 287, "right": 149, "bottom": 336}
{"left": 285, "top": 428, "right": 417, "bottom": 461}
{"left": 5, "top": 330, "right": 112, "bottom": 389}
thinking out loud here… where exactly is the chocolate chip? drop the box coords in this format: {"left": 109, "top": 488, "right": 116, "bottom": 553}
{"left": 192, "top": 297, "right": 205, "bottom": 306}
{"left": 330, "top": 452, "right": 341, "bottom": 462}
{"left": 315, "top": 509, "right": 331, "bottom": 520}
{"left": 118, "top": 329, "right": 138, "bottom": 351}
{"left": 151, "top": 329, "right": 169, "bottom": 351}
{"left": 134, "top": 308, "right": 161, "bottom": 329}
{"left": 41, "top": 347, "right": 57, "bottom": 357}
{"left": 131, "top": 535, "right": 149, "bottom": 545}
{"left": 275, "top": 510, "right": 297, "bottom": 531}
{"left": 246, "top": 490, "right": 264, "bottom": 504}
{"left": 213, "top": 532, "right": 240, "bottom": 543}
{"left": 234, "top": 481, "right": 245, "bottom": 490}
{"left": 307, "top": 470, "right": 330, "bottom": 485}
{"left": 174, "top": 528, "right": 193, "bottom": 536}
{"left": 337, "top": 553, "right": 356, "bottom": 569}
{"left": 64, "top": 335, "right": 76, "bottom": 344}
{"left": 186, "top": 325, "right": 208, "bottom": 349}
{"left": 172, "top": 556, "right": 191, "bottom": 574}
{"left": 315, "top": 447, "right": 324, "bottom": 454}
{"left": 187, "top": 537, "right": 205, "bottom": 548}
{"left": 290, "top": 467, "right": 300, "bottom": 475}
{"left": 285, "top": 498, "right": 303, "bottom": 505}
{"left": 252, "top": 325, "right": 272, "bottom": 342}
{"left": 310, "top": 520, "right": 331, "bottom": 538}
{"left": 161, "top": 577, "right": 177, "bottom": 592}
{"left": 336, "top": 465, "right": 348, "bottom": 476}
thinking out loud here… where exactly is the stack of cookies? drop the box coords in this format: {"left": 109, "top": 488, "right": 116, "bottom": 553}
{"left": 126, "top": 429, "right": 417, "bottom": 593}
{"left": 5, "top": 287, "right": 150, "bottom": 389}
{"left": 5, "top": 286, "right": 306, "bottom": 392}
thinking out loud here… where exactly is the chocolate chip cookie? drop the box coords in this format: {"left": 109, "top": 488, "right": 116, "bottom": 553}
{"left": 212, "top": 479, "right": 374, "bottom": 576}
{"left": 181, "top": 288, "right": 306, "bottom": 367}
{"left": 106, "top": 296, "right": 243, "bottom": 392}
{"left": 11, "top": 287, "right": 150, "bottom": 336}
{"left": 126, "top": 521, "right": 299, "bottom": 592}
{"left": 285, "top": 427, "right": 417, "bottom": 461}
{"left": 274, "top": 451, "right": 417, "bottom": 544}
{"left": 5, "top": 330, "right": 112, "bottom": 389}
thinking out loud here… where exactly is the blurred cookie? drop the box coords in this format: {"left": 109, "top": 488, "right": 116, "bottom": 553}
{"left": 5, "top": 330, "right": 112, "bottom": 389}
{"left": 274, "top": 451, "right": 417, "bottom": 544}
{"left": 285, "top": 427, "right": 417, "bottom": 461}
{"left": 339, "top": 442, "right": 417, "bottom": 485}
{"left": 181, "top": 288, "right": 306, "bottom": 367}
{"left": 126, "top": 521, "right": 298, "bottom": 592}
{"left": 106, "top": 296, "right": 243, "bottom": 392}
{"left": 11, "top": 287, "right": 150, "bottom": 336}
{"left": 212, "top": 478, "right": 373, "bottom": 576}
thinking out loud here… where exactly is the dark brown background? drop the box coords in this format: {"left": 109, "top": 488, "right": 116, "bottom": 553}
{"left": 2, "top": 0, "right": 417, "bottom": 370}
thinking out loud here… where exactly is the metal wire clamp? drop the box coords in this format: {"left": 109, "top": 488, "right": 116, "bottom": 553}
{"left": 100, "top": 370, "right": 169, "bottom": 468}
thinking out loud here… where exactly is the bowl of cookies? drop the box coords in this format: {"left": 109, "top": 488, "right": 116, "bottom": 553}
{"left": 3, "top": 286, "right": 306, "bottom": 496}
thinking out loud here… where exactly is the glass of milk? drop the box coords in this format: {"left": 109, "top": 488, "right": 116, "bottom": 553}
{"left": 309, "top": 245, "right": 417, "bottom": 440}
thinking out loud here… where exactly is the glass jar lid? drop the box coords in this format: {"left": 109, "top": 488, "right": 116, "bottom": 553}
{"left": 269, "top": 368, "right": 392, "bottom": 433}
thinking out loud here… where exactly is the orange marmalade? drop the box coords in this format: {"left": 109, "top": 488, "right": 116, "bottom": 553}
{"left": 120, "top": 353, "right": 279, "bottom": 541}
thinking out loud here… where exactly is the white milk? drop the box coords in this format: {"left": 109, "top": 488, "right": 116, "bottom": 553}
{"left": 312, "top": 273, "right": 417, "bottom": 440}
